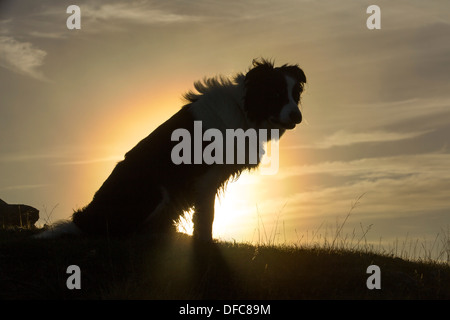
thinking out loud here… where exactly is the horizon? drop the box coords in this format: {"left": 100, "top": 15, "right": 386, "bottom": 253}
{"left": 1, "top": 0, "right": 449, "bottom": 258}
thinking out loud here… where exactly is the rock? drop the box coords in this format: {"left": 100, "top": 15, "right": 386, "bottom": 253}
{"left": 0, "top": 199, "right": 39, "bottom": 228}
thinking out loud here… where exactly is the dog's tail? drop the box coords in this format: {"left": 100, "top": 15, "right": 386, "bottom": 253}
{"left": 33, "top": 220, "right": 82, "bottom": 239}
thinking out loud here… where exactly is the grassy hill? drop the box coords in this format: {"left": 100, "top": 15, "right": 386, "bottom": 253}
{"left": 0, "top": 228, "right": 448, "bottom": 300}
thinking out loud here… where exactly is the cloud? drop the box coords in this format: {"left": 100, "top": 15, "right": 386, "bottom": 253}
{"left": 0, "top": 184, "right": 50, "bottom": 191}
{"left": 76, "top": 1, "right": 204, "bottom": 32}
{"left": 83, "top": 3, "right": 192, "bottom": 23}
{"left": 28, "top": 31, "right": 66, "bottom": 40}
{"left": 241, "top": 152, "right": 450, "bottom": 242}
{"left": 0, "top": 151, "right": 122, "bottom": 166}
{"left": 0, "top": 36, "right": 49, "bottom": 81}
{"left": 257, "top": 152, "right": 450, "bottom": 228}
{"left": 0, "top": 152, "right": 61, "bottom": 162}
{"left": 276, "top": 152, "right": 450, "bottom": 181}
{"left": 299, "top": 129, "right": 433, "bottom": 149}
{"left": 282, "top": 166, "right": 450, "bottom": 220}
{"left": 54, "top": 156, "right": 123, "bottom": 166}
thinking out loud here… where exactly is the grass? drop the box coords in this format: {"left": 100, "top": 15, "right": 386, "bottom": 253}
{"left": 0, "top": 227, "right": 448, "bottom": 300}
{"left": 250, "top": 194, "right": 450, "bottom": 264}
{"left": 1, "top": 194, "right": 448, "bottom": 300}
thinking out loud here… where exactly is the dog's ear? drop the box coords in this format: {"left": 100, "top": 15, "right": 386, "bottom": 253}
{"left": 245, "top": 58, "right": 274, "bottom": 83}
{"left": 244, "top": 59, "right": 276, "bottom": 122}
{"left": 280, "top": 65, "right": 307, "bottom": 85}
{"left": 251, "top": 58, "right": 275, "bottom": 69}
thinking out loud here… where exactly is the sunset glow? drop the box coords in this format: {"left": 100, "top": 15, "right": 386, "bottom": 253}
{"left": 1, "top": 0, "right": 449, "bottom": 257}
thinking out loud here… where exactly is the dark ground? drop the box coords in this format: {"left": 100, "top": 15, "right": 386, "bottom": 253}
{"left": 0, "top": 229, "right": 448, "bottom": 300}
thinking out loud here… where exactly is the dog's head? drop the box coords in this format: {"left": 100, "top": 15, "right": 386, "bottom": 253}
{"left": 244, "top": 58, "right": 306, "bottom": 131}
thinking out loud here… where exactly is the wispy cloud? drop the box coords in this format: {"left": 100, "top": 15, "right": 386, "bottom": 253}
{"left": 64, "top": 1, "right": 205, "bottom": 33}
{"left": 0, "top": 36, "right": 49, "bottom": 81}
{"left": 28, "top": 31, "right": 66, "bottom": 40}
{"left": 0, "top": 151, "right": 122, "bottom": 166}
{"left": 309, "top": 129, "right": 432, "bottom": 149}
{"left": 241, "top": 152, "right": 450, "bottom": 240}
{"left": 0, "top": 1, "right": 204, "bottom": 81}
{"left": 54, "top": 156, "right": 123, "bottom": 166}
{"left": 0, "top": 152, "right": 61, "bottom": 162}
{"left": 0, "top": 184, "right": 50, "bottom": 191}
{"left": 276, "top": 152, "right": 450, "bottom": 181}
{"left": 289, "top": 129, "right": 433, "bottom": 150}
{"left": 82, "top": 3, "right": 197, "bottom": 24}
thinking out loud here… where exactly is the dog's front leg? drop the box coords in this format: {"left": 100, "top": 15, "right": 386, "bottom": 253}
{"left": 193, "top": 189, "right": 216, "bottom": 242}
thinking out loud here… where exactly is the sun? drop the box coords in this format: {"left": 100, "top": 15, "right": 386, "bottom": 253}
{"left": 176, "top": 172, "right": 262, "bottom": 241}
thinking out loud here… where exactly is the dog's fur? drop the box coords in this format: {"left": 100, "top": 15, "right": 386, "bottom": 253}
{"left": 36, "top": 59, "right": 306, "bottom": 241}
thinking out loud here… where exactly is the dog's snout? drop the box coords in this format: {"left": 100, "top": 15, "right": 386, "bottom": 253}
{"left": 289, "top": 110, "right": 302, "bottom": 124}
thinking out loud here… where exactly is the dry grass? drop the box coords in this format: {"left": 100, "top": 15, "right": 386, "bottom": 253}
{"left": 2, "top": 196, "right": 447, "bottom": 300}
{"left": 251, "top": 193, "right": 449, "bottom": 264}
{"left": 0, "top": 228, "right": 448, "bottom": 300}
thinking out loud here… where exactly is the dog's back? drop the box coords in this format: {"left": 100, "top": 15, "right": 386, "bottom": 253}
{"left": 72, "top": 106, "right": 207, "bottom": 236}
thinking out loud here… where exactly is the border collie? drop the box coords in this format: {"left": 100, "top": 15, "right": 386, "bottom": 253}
{"left": 36, "top": 59, "right": 306, "bottom": 241}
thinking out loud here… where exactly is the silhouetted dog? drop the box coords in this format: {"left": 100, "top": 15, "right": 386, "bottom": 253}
{"left": 36, "top": 59, "right": 306, "bottom": 241}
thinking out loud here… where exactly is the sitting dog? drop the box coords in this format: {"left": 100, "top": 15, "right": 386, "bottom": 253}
{"left": 36, "top": 59, "right": 306, "bottom": 241}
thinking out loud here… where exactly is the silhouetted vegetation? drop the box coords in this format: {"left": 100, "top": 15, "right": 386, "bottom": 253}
{"left": 0, "top": 229, "right": 448, "bottom": 299}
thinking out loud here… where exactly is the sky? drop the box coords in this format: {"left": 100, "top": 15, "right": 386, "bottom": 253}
{"left": 1, "top": 0, "right": 449, "bottom": 258}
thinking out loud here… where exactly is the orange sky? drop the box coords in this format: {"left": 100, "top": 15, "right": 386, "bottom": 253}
{"left": 1, "top": 0, "right": 449, "bottom": 259}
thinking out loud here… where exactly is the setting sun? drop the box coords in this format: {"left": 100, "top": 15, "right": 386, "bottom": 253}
{"left": 175, "top": 171, "right": 265, "bottom": 240}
